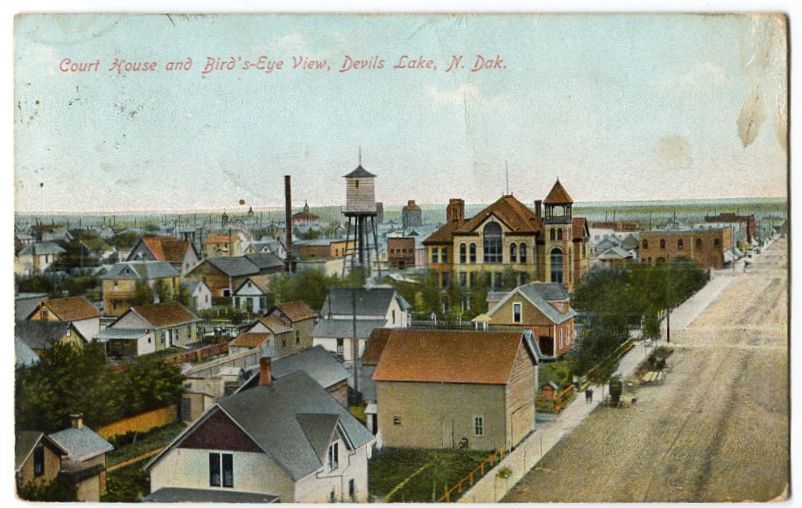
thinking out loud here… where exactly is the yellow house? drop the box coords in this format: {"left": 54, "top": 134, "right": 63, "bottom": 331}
{"left": 100, "top": 261, "right": 181, "bottom": 317}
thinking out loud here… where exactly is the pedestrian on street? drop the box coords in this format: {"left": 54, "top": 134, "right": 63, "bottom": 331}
{"left": 586, "top": 388, "right": 594, "bottom": 404}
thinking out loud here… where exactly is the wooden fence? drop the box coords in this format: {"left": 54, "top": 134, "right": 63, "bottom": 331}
{"left": 97, "top": 405, "right": 178, "bottom": 439}
{"left": 161, "top": 342, "right": 228, "bottom": 366}
{"left": 438, "top": 448, "right": 506, "bottom": 502}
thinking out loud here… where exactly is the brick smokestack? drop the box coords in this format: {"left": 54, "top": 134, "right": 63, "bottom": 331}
{"left": 70, "top": 413, "right": 84, "bottom": 429}
{"left": 447, "top": 199, "right": 465, "bottom": 223}
{"left": 259, "top": 357, "right": 272, "bottom": 386}
{"left": 284, "top": 175, "right": 292, "bottom": 272}
{"left": 534, "top": 200, "right": 542, "bottom": 224}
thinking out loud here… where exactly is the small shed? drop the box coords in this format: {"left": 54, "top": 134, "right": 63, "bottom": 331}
{"left": 540, "top": 380, "right": 560, "bottom": 400}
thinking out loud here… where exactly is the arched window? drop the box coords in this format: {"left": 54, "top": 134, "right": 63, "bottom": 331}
{"left": 510, "top": 243, "right": 517, "bottom": 263}
{"left": 459, "top": 243, "right": 466, "bottom": 264}
{"left": 483, "top": 222, "right": 502, "bottom": 264}
{"left": 469, "top": 243, "right": 477, "bottom": 263}
{"left": 557, "top": 228, "right": 563, "bottom": 241}
{"left": 677, "top": 239, "right": 684, "bottom": 250}
{"left": 550, "top": 248, "right": 564, "bottom": 283}
{"left": 519, "top": 243, "right": 527, "bottom": 263}
{"left": 549, "top": 228, "right": 555, "bottom": 241}
{"left": 642, "top": 239, "right": 649, "bottom": 249}
{"left": 660, "top": 239, "right": 666, "bottom": 249}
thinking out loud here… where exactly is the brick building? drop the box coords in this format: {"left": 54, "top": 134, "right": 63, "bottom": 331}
{"left": 387, "top": 236, "right": 416, "bottom": 270}
{"left": 640, "top": 227, "right": 733, "bottom": 269}
{"left": 704, "top": 213, "right": 757, "bottom": 247}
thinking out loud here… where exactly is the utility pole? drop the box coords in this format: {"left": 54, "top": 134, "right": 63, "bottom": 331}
{"left": 352, "top": 285, "right": 360, "bottom": 395}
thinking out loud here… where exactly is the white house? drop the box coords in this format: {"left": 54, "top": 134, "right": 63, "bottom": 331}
{"left": 145, "top": 363, "right": 375, "bottom": 503}
{"left": 232, "top": 276, "right": 271, "bottom": 315}
{"left": 182, "top": 279, "right": 213, "bottom": 311}
{"left": 17, "top": 242, "right": 66, "bottom": 275}
{"left": 313, "top": 286, "right": 410, "bottom": 363}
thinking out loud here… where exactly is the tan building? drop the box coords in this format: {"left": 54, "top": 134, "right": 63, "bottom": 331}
{"left": 15, "top": 431, "right": 66, "bottom": 491}
{"left": 205, "top": 233, "right": 244, "bottom": 258}
{"left": 422, "top": 179, "right": 590, "bottom": 293}
{"left": 100, "top": 261, "right": 181, "bottom": 317}
{"left": 640, "top": 227, "right": 733, "bottom": 269}
{"left": 126, "top": 235, "right": 201, "bottom": 275}
{"left": 49, "top": 415, "right": 114, "bottom": 502}
{"left": 245, "top": 315, "right": 299, "bottom": 359}
{"left": 373, "top": 329, "right": 540, "bottom": 451}
{"left": 267, "top": 300, "right": 317, "bottom": 352}
{"left": 26, "top": 295, "right": 101, "bottom": 341}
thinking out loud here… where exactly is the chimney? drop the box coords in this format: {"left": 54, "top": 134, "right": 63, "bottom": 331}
{"left": 534, "top": 200, "right": 542, "bottom": 224}
{"left": 70, "top": 413, "right": 84, "bottom": 429}
{"left": 447, "top": 199, "right": 465, "bottom": 223}
{"left": 284, "top": 175, "right": 293, "bottom": 272}
{"left": 259, "top": 357, "right": 272, "bottom": 386}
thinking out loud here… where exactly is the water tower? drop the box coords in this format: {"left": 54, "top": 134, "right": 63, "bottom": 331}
{"left": 342, "top": 163, "right": 381, "bottom": 278}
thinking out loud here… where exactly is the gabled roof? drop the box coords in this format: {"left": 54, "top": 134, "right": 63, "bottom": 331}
{"left": 18, "top": 242, "right": 66, "bottom": 256}
{"left": 16, "top": 431, "right": 67, "bottom": 472}
{"left": 313, "top": 318, "right": 388, "bottom": 340}
{"left": 486, "top": 282, "right": 575, "bottom": 325}
{"left": 245, "top": 252, "right": 284, "bottom": 271}
{"left": 238, "top": 346, "right": 349, "bottom": 392}
{"left": 361, "top": 328, "right": 392, "bottom": 366}
{"left": 572, "top": 217, "right": 589, "bottom": 240}
{"left": 204, "top": 256, "right": 260, "bottom": 277}
{"left": 101, "top": 261, "right": 179, "bottom": 280}
{"left": 28, "top": 296, "right": 100, "bottom": 322}
{"left": 229, "top": 332, "right": 271, "bottom": 349}
{"left": 126, "top": 302, "right": 200, "bottom": 328}
{"left": 180, "top": 279, "right": 207, "bottom": 295}
{"left": 544, "top": 179, "right": 573, "bottom": 204}
{"left": 423, "top": 195, "right": 541, "bottom": 245}
{"left": 254, "top": 315, "right": 293, "bottom": 335}
{"left": 320, "top": 286, "right": 407, "bottom": 317}
{"left": 49, "top": 426, "right": 114, "bottom": 462}
{"left": 16, "top": 320, "right": 84, "bottom": 349}
{"left": 147, "top": 371, "right": 374, "bottom": 480}
{"left": 344, "top": 165, "right": 376, "bottom": 178}
{"left": 274, "top": 300, "right": 316, "bottom": 322}
{"left": 598, "top": 246, "right": 634, "bottom": 260}
{"left": 234, "top": 275, "right": 272, "bottom": 295}
{"left": 296, "top": 413, "right": 340, "bottom": 460}
{"left": 373, "top": 329, "right": 539, "bottom": 385}
{"left": 132, "top": 236, "right": 192, "bottom": 263}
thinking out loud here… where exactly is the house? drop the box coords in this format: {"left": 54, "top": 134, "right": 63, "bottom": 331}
{"left": 15, "top": 431, "right": 67, "bottom": 492}
{"left": 146, "top": 366, "right": 375, "bottom": 503}
{"left": 96, "top": 302, "right": 201, "bottom": 356}
{"left": 293, "top": 238, "right": 355, "bottom": 260}
{"left": 26, "top": 295, "right": 101, "bottom": 342}
{"left": 229, "top": 332, "right": 275, "bottom": 358}
{"left": 15, "top": 292, "right": 49, "bottom": 321}
{"left": 126, "top": 235, "right": 200, "bottom": 275}
{"left": 17, "top": 242, "right": 66, "bottom": 275}
{"left": 205, "top": 233, "right": 243, "bottom": 258}
{"left": 244, "top": 239, "right": 286, "bottom": 259}
{"left": 48, "top": 414, "right": 114, "bottom": 502}
{"left": 313, "top": 286, "right": 410, "bottom": 363}
{"left": 359, "top": 328, "right": 393, "bottom": 434}
{"left": 237, "top": 346, "right": 350, "bottom": 406}
{"left": 100, "top": 261, "right": 181, "bottom": 317}
{"left": 267, "top": 300, "right": 317, "bottom": 353}
{"left": 244, "top": 315, "right": 297, "bottom": 359}
{"left": 372, "top": 329, "right": 540, "bottom": 451}
{"left": 482, "top": 282, "right": 576, "bottom": 358}
{"left": 16, "top": 320, "right": 89, "bottom": 353}
{"left": 596, "top": 246, "right": 636, "bottom": 268}
{"left": 232, "top": 275, "right": 272, "bottom": 314}
{"left": 423, "top": 179, "right": 590, "bottom": 293}
{"left": 182, "top": 279, "right": 213, "bottom": 311}
{"left": 640, "top": 226, "right": 733, "bottom": 268}
{"left": 184, "top": 254, "right": 284, "bottom": 298}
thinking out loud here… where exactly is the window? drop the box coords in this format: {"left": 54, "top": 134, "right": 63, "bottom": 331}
{"left": 392, "top": 310, "right": 396, "bottom": 325}
{"left": 282, "top": 338, "right": 287, "bottom": 348}
{"left": 441, "top": 248, "right": 448, "bottom": 264}
{"left": 355, "top": 180, "right": 359, "bottom": 188}
{"left": 519, "top": 243, "right": 527, "bottom": 263}
{"left": 550, "top": 248, "right": 564, "bottom": 284}
{"left": 660, "top": 239, "right": 666, "bottom": 249}
{"left": 714, "top": 238, "right": 721, "bottom": 248}
{"left": 512, "top": 302, "right": 522, "bottom": 323}
{"left": 160, "top": 332, "right": 165, "bottom": 344}
{"left": 295, "top": 330, "right": 300, "bottom": 345}
{"left": 148, "top": 337, "right": 152, "bottom": 344}
{"left": 678, "top": 239, "right": 684, "bottom": 250}
{"left": 393, "top": 416, "right": 401, "bottom": 425}
{"left": 209, "top": 453, "right": 221, "bottom": 486}
{"left": 557, "top": 228, "right": 563, "bottom": 241}
{"left": 474, "top": 416, "right": 484, "bottom": 436}
{"left": 328, "top": 442, "right": 339, "bottom": 470}
{"left": 510, "top": 243, "right": 517, "bottom": 263}
{"left": 66, "top": 328, "right": 72, "bottom": 336}
{"left": 431, "top": 248, "right": 438, "bottom": 264}
{"left": 483, "top": 222, "right": 502, "bottom": 263}
{"left": 549, "top": 228, "right": 555, "bottom": 241}
{"left": 459, "top": 243, "right": 466, "bottom": 264}
{"left": 330, "top": 490, "right": 336, "bottom": 503}
{"left": 695, "top": 238, "right": 702, "bottom": 249}
{"left": 222, "top": 453, "right": 234, "bottom": 488}
{"left": 349, "top": 479, "right": 356, "bottom": 500}
{"left": 336, "top": 338, "right": 344, "bottom": 355}
{"left": 441, "top": 272, "right": 449, "bottom": 289}
{"left": 33, "top": 445, "right": 45, "bottom": 477}
{"left": 642, "top": 239, "right": 648, "bottom": 249}
{"left": 234, "top": 297, "right": 240, "bottom": 307}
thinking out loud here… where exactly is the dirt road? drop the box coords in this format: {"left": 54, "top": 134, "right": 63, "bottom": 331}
{"left": 504, "top": 238, "right": 789, "bottom": 502}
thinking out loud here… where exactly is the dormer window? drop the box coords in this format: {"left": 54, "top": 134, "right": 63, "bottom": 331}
{"left": 327, "top": 442, "right": 339, "bottom": 470}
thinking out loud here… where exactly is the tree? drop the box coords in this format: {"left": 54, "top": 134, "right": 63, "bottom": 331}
{"left": 154, "top": 279, "right": 172, "bottom": 304}
{"left": 18, "top": 474, "right": 77, "bottom": 502}
{"left": 130, "top": 280, "right": 153, "bottom": 306}
{"left": 174, "top": 283, "right": 193, "bottom": 308}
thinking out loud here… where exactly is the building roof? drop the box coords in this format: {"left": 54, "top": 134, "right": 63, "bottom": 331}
{"left": 486, "top": 282, "right": 575, "bottom": 325}
{"left": 543, "top": 179, "right": 573, "bottom": 204}
{"left": 274, "top": 300, "right": 316, "bottom": 322}
{"left": 18, "top": 242, "right": 66, "bottom": 256}
{"left": 16, "top": 431, "right": 66, "bottom": 472}
{"left": 321, "top": 286, "right": 409, "bottom": 317}
{"left": 29, "top": 296, "right": 100, "bottom": 322}
{"left": 49, "top": 426, "right": 114, "bottom": 462}
{"left": 372, "top": 329, "right": 539, "bottom": 385}
{"left": 147, "top": 371, "right": 374, "bottom": 481}
{"left": 344, "top": 165, "right": 376, "bottom": 178}
{"left": 234, "top": 275, "right": 272, "bottom": 295}
{"left": 15, "top": 338, "right": 40, "bottom": 368}
{"left": 127, "top": 302, "right": 200, "bottom": 328}
{"left": 16, "top": 320, "right": 81, "bottom": 349}
{"left": 144, "top": 488, "right": 279, "bottom": 503}
{"left": 101, "top": 260, "right": 179, "bottom": 280}
{"left": 205, "top": 234, "right": 237, "bottom": 244}
{"left": 245, "top": 252, "right": 285, "bottom": 271}
{"left": 240, "top": 346, "right": 349, "bottom": 392}
{"left": 229, "top": 332, "right": 271, "bottom": 348}
{"left": 180, "top": 279, "right": 207, "bottom": 295}
{"left": 134, "top": 236, "right": 192, "bottom": 263}
{"left": 597, "top": 246, "right": 634, "bottom": 260}
{"left": 15, "top": 293, "right": 49, "bottom": 321}
{"left": 204, "top": 256, "right": 260, "bottom": 277}
{"left": 94, "top": 328, "right": 149, "bottom": 342}
{"left": 254, "top": 315, "right": 293, "bottom": 335}
{"left": 361, "top": 328, "right": 393, "bottom": 366}
{"left": 312, "top": 318, "right": 388, "bottom": 340}
{"left": 572, "top": 217, "right": 589, "bottom": 240}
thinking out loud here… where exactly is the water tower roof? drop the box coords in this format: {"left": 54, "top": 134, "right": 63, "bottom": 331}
{"left": 344, "top": 165, "right": 376, "bottom": 178}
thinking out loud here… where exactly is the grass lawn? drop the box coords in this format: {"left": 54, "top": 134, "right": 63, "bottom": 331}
{"left": 369, "top": 448, "right": 489, "bottom": 502}
{"left": 106, "top": 422, "right": 186, "bottom": 467}
{"left": 102, "top": 462, "right": 150, "bottom": 502}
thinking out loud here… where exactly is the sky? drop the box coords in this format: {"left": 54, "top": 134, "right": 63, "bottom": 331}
{"left": 14, "top": 13, "right": 788, "bottom": 213}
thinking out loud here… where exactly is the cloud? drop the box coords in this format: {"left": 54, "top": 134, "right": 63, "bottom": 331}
{"left": 425, "top": 83, "right": 482, "bottom": 106}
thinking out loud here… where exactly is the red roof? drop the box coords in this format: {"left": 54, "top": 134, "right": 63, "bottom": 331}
{"left": 361, "top": 328, "right": 392, "bottom": 366}
{"left": 140, "top": 236, "right": 191, "bottom": 263}
{"left": 230, "top": 332, "right": 271, "bottom": 348}
{"left": 275, "top": 300, "right": 316, "bottom": 322}
{"left": 543, "top": 179, "right": 573, "bottom": 205}
{"left": 572, "top": 217, "right": 588, "bottom": 240}
{"left": 372, "top": 329, "right": 534, "bottom": 385}
{"left": 32, "top": 296, "right": 100, "bottom": 321}
{"left": 424, "top": 195, "right": 540, "bottom": 245}
{"left": 130, "top": 303, "right": 199, "bottom": 328}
